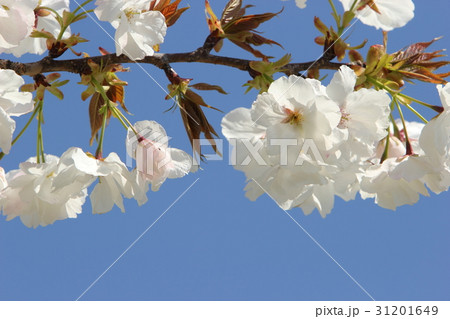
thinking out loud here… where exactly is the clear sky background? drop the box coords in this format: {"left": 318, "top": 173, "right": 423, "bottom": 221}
{"left": 0, "top": 0, "right": 449, "bottom": 301}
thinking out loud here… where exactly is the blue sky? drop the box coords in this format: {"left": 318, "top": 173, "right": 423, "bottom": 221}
{"left": 0, "top": 0, "right": 449, "bottom": 301}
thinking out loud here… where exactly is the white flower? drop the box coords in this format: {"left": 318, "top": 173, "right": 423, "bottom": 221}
{"left": 361, "top": 110, "right": 450, "bottom": 209}
{"left": 95, "top": 0, "right": 167, "bottom": 60}
{"left": 281, "top": 0, "right": 307, "bottom": 9}
{"left": 420, "top": 84, "right": 450, "bottom": 160}
{"left": 339, "top": 0, "right": 415, "bottom": 31}
{"left": 6, "top": 0, "right": 71, "bottom": 57}
{"left": 327, "top": 65, "right": 391, "bottom": 159}
{"left": 55, "top": 147, "right": 149, "bottom": 214}
{"left": 0, "top": 70, "right": 34, "bottom": 154}
{"left": 252, "top": 75, "right": 341, "bottom": 150}
{"left": 0, "top": 167, "right": 6, "bottom": 190}
{"left": 360, "top": 157, "right": 429, "bottom": 210}
{"left": 415, "top": 83, "right": 450, "bottom": 193}
{"left": 0, "top": 155, "right": 87, "bottom": 228}
{"left": 0, "top": 0, "right": 37, "bottom": 52}
{"left": 222, "top": 75, "right": 343, "bottom": 217}
{"left": 94, "top": 0, "right": 149, "bottom": 23}
{"left": 126, "top": 120, "right": 196, "bottom": 191}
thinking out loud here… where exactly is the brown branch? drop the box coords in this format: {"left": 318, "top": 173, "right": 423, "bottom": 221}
{"left": 0, "top": 50, "right": 344, "bottom": 78}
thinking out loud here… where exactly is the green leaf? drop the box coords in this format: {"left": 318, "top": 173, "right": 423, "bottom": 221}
{"left": 47, "top": 87, "right": 64, "bottom": 100}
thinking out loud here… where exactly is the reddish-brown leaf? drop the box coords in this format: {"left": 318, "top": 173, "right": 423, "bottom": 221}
{"left": 392, "top": 38, "right": 441, "bottom": 63}
{"left": 166, "top": 6, "right": 189, "bottom": 27}
{"left": 184, "top": 90, "right": 222, "bottom": 112}
{"left": 246, "top": 33, "right": 282, "bottom": 48}
{"left": 224, "top": 11, "right": 280, "bottom": 34}
{"left": 399, "top": 69, "right": 447, "bottom": 84}
{"left": 89, "top": 92, "right": 110, "bottom": 145}
{"left": 106, "top": 85, "right": 130, "bottom": 113}
{"left": 179, "top": 97, "right": 221, "bottom": 160}
{"left": 190, "top": 83, "right": 228, "bottom": 94}
{"left": 230, "top": 39, "right": 269, "bottom": 59}
{"left": 221, "top": 0, "right": 253, "bottom": 24}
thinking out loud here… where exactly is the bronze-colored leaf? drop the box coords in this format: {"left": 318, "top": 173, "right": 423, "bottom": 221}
{"left": 89, "top": 93, "right": 111, "bottom": 145}
{"left": 106, "top": 85, "right": 129, "bottom": 113}
{"left": 150, "top": 0, "right": 171, "bottom": 11}
{"left": 166, "top": 6, "right": 189, "bottom": 27}
{"left": 184, "top": 90, "right": 222, "bottom": 112}
{"left": 221, "top": 0, "right": 253, "bottom": 24}
{"left": 230, "top": 39, "right": 270, "bottom": 59}
{"left": 392, "top": 38, "right": 441, "bottom": 63}
{"left": 190, "top": 83, "right": 228, "bottom": 94}
{"left": 246, "top": 33, "right": 282, "bottom": 48}
{"left": 224, "top": 11, "right": 280, "bottom": 34}
{"left": 179, "top": 97, "right": 221, "bottom": 160}
{"left": 399, "top": 69, "right": 448, "bottom": 84}
{"left": 160, "top": 0, "right": 181, "bottom": 17}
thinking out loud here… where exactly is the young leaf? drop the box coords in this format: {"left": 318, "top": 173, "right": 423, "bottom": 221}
{"left": 190, "top": 83, "right": 228, "bottom": 94}
{"left": 89, "top": 93, "right": 110, "bottom": 145}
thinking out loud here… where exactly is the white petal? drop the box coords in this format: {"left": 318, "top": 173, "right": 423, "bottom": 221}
{"left": 221, "top": 107, "right": 266, "bottom": 140}
{"left": 326, "top": 65, "right": 356, "bottom": 106}
{"left": 167, "top": 148, "right": 193, "bottom": 179}
{"left": 0, "top": 107, "right": 15, "bottom": 154}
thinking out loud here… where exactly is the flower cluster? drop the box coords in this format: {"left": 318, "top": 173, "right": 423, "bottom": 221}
{"left": 94, "top": 0, "right": 167, "bottom": 60}
{"left": 0, "top": 0, "right": 72, "bottom": 56}
{"left": 6, "top": 0, "right": 71, "bottom": 57}
{"left": 0, "top": 121, "right": 196, "bottom": 228}
{"left": 222, "top": 67, "right": 450, "bottom": 217}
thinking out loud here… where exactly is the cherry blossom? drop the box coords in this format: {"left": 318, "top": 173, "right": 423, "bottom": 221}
{"left": 126, "top": 120, "right": 196, "bottom": 191}
{"left": 0, "top": 70, "right": 34, "bottom": 154}
{"left": 326, "top": 66, "right": 391, "bottom": 160}
{"left": 360, "top": 157, "right": 430, "bottom": 210}
{"left": 5, "top": 0, "right": 71, "bottom": 57}
{"left": 222, "top": 68, "right": 394, "bottom": 217}
{"left": 0, "top": 0, "right": 37, "bottom": 52}
{"left": 0, "top": 155, "right": 87, "bottom": 228}
{"left": 222, "top": 75, "right": 344, "bottom": 217}
{"left": 94, "top": 0, "right": 167, "bottom": 60}
{"left": 339, "top": 0, "right": 415, "bottom": 31}
{"left": 55, "top": 147, "right": 149, "bottom": 214}
{"left": 360, "top": 101, "right": 450, "bottom": 210}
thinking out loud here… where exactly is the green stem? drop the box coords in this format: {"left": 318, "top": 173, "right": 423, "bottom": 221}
{"left": 403, "top": 103, "right": 428, "bottom": 123}
{"left": 36, "top": 100, "right": 45, "bottom": 163}
{"left": 349, "top": 0, "right": 359, "bottom": 12}
{"left": 393, "top": 97, "right": 413, "bottom": 155}
{"left": 367, "top": 76, "right": 437, "bottom": 109}
{"left": 95, "top": 104, "right": 108, "bottom": 159}
{"left": 110, "top": 106, "right": 129, "bottom": 131}
{"left": 72, "top": 0, "right": 94, "bottom": 15}
{"left": 328, "top": 0, "right": 341, "bottom": 29}
{"left": 90, "top": 77, "right": 138, "bottom": 136}
{"left": 380, "top": 126, "right": 390, "bottom": 163}
{"left": 390, "top": 113, "right": 400, "bottom": 139}
{"left": 397, "top": 92, "right": 436, "bottom": 108}
{"left": 110, "top": 106, "right": 139, "bottom": 136}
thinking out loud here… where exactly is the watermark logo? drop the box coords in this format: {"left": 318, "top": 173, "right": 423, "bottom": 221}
{"left": 126, "top": 128, "right": 172, "bottom": 177}
{"left": 127, "top": 133, "right": 326, "bottom": 171}
{"left": 194, "top": 138, "right": 326, "bottom": 166}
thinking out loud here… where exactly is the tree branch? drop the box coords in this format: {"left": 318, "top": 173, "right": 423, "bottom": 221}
{"left": 0, "top": 50, "right": 344, "bottom": 78}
